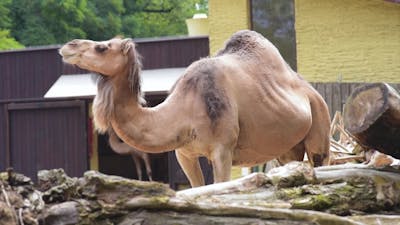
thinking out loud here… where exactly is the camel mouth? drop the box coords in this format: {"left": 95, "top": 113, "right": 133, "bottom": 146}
{"left": 59, "top": 46, "right": 79, "bottom": 63}
{"left": 60, "top": 53, "right": 81, "bottom": 65}
{"left": 61, "top": 54, "right": 75, "bottom": 60}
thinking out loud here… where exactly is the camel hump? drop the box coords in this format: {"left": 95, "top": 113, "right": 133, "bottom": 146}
{"left": 216, "top": 30, "right": 269, "bottom": 56}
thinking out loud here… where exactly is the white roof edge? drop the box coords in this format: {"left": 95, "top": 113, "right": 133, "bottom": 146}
{"left": 44, "top": 67, "right": 186, "bottom": 98}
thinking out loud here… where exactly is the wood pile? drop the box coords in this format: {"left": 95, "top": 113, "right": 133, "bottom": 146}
{"left": 329, "top": 82, "right": 400, "bottom": 168}
{"left": 329, "top": 111, "right": 399, "bottom": 168}
{"left": 329, "top": 111, "right": 364, "bottom": 164}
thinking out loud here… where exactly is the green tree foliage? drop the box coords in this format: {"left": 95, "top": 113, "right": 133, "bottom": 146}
{"left": 3, "top": 0, "right": 207, "bottom": 48}
{"left": 0, "top": 0, "right": 24, "bottom": 50}
{"left": 0, "top": 30, "right": 24, "bottom": 50}
{"left": 40, "top": 0, "right": 88, "bottom": 43}
{"left": 83, "top": 0, "right": 124, "bottom": 41}
{"left": 10, "top": 0, "right": 57, "bottom": 45}
{"left": 0, "top": 0, "right": 12, "bottom": 29}
{"left": 121, "top": 0, "right": 198, "bottom": 38}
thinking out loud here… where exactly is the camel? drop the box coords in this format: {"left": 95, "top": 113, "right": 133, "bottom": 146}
{"left": 108, "top": 128, "right": 153, "bottom": 181}
{"left": 59, "top": 30, "right": 331, "bottom": 187}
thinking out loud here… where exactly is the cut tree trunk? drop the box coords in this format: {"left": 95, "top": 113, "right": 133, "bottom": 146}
{"left": 343, "top": 83, "right": 400, "bottom": 159}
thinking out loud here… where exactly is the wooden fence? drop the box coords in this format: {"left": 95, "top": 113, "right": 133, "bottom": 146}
{"left": 310, "top": 82, "right": 400, "bottom": 119}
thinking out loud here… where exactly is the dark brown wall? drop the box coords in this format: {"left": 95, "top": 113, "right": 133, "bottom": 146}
{"left": 0, "top": 105, "right": 7, "bottom": 171}
{"left": 3, "top": 100, "right": 88, "bottom": 179}
{"left": 136, "top": 36, "right": 209, "bottom": 70}
{"left": 0, "top": 48, "right": 63, "bottom": 100}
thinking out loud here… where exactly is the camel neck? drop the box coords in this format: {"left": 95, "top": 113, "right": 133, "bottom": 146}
{"left": 108, "top": 74, "right": 188, "bottom": 153}
{"left": 110, "top": 102, "right": 187, "bottom": 153}
{"left": 111, "top": 70, "right": 142, "bottom": 106}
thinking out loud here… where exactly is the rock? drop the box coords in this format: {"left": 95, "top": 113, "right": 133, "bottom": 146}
{"left": 266, "top": 161, "right": 316, "bottom": 188}
{"left": 39, "top": 201, "right": 80, "bottom": 225}
{"left": 0, "top": 201, "right": 17, "bottom": 225}
{"left": 80, "top": 170, "right": 174, "bottom": 202}
{"left": 5, "top": 168, "right": 33, "bottom": 186}
{"left": 38, "top": 169, "right": 80, "bottom": 203}
{"left": 0, "top": 170, "right": 41, "bottom": 225}
{"left": 77, "top": 170, "right": 175, "bottom": 223}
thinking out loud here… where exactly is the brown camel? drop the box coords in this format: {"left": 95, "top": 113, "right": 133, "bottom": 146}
{"left": 108, "top": 129, "right": 153, "bottom": 181}
{"left": 59, "top": 30, "right": 331, "bottom": 187}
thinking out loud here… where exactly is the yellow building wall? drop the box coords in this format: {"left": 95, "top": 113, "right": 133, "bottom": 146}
{"left": 295, "top": 0, "right": 400, "bottom": 82}
{"left": 209, "top": 0, "right": 251, "bottom": 55}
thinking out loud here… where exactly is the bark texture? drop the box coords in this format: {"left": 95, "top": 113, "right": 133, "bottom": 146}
{"left": 343, "top": 83, "right": 400, "bottom": 158}
{"left": 1, "top": 162, "right": 400, "bottom": 225}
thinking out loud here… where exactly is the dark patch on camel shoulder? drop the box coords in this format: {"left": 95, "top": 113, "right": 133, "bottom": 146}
{"left": 181, "top": 59, "right": 228, "bottom": 126}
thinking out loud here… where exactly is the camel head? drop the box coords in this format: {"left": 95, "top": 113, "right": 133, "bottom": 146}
{"left": 59, "top": 38, "right": 139, "bottom": 77}
{"left": 60, "top": 37, "right": 145, "bottom": 134}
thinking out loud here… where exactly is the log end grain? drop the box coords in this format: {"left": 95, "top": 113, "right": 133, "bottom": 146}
{"left": 343, "top": 83, "right": 389, "bottom": 134}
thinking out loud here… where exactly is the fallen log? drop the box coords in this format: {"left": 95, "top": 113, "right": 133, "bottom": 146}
{"left": 343, "top": 83, "right": 400, "bottom": 159}
{"left": 2, "top": 163, "right": 400, "bottom": 225}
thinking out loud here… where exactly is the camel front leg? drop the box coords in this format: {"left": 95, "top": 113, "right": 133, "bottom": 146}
{"left": 175, "top": 149, "right": 205, "bottom": 187}
{"left": 211, "top": 145, "right": 233, "bottom": 183}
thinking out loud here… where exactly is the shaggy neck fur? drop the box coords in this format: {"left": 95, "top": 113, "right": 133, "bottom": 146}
{"left": 92, "top": 43, "right": 145, "bottom": 134}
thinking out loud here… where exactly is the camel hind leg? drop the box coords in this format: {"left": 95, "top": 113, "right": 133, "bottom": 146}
{"left": 303, "top": 92, "right": 331, "bottom": 167}
{"left": 142, "top": 154, "right": 153, "bottom": 181}
{"left": 131, "top": 154, "right": 143, "bottom": 180}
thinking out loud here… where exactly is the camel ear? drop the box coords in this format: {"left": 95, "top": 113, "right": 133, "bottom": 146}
{"left": 121, "top": 38, "right": 134, "bottom": 55}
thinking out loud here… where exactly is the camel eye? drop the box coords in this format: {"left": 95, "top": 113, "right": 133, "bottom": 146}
{"left": 95, "top": 44, "right": 108, "bottom": 53}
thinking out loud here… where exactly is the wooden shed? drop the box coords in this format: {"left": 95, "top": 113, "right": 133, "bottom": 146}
{"left": 0, "top": 36, "right": 212, "bottom": 188}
